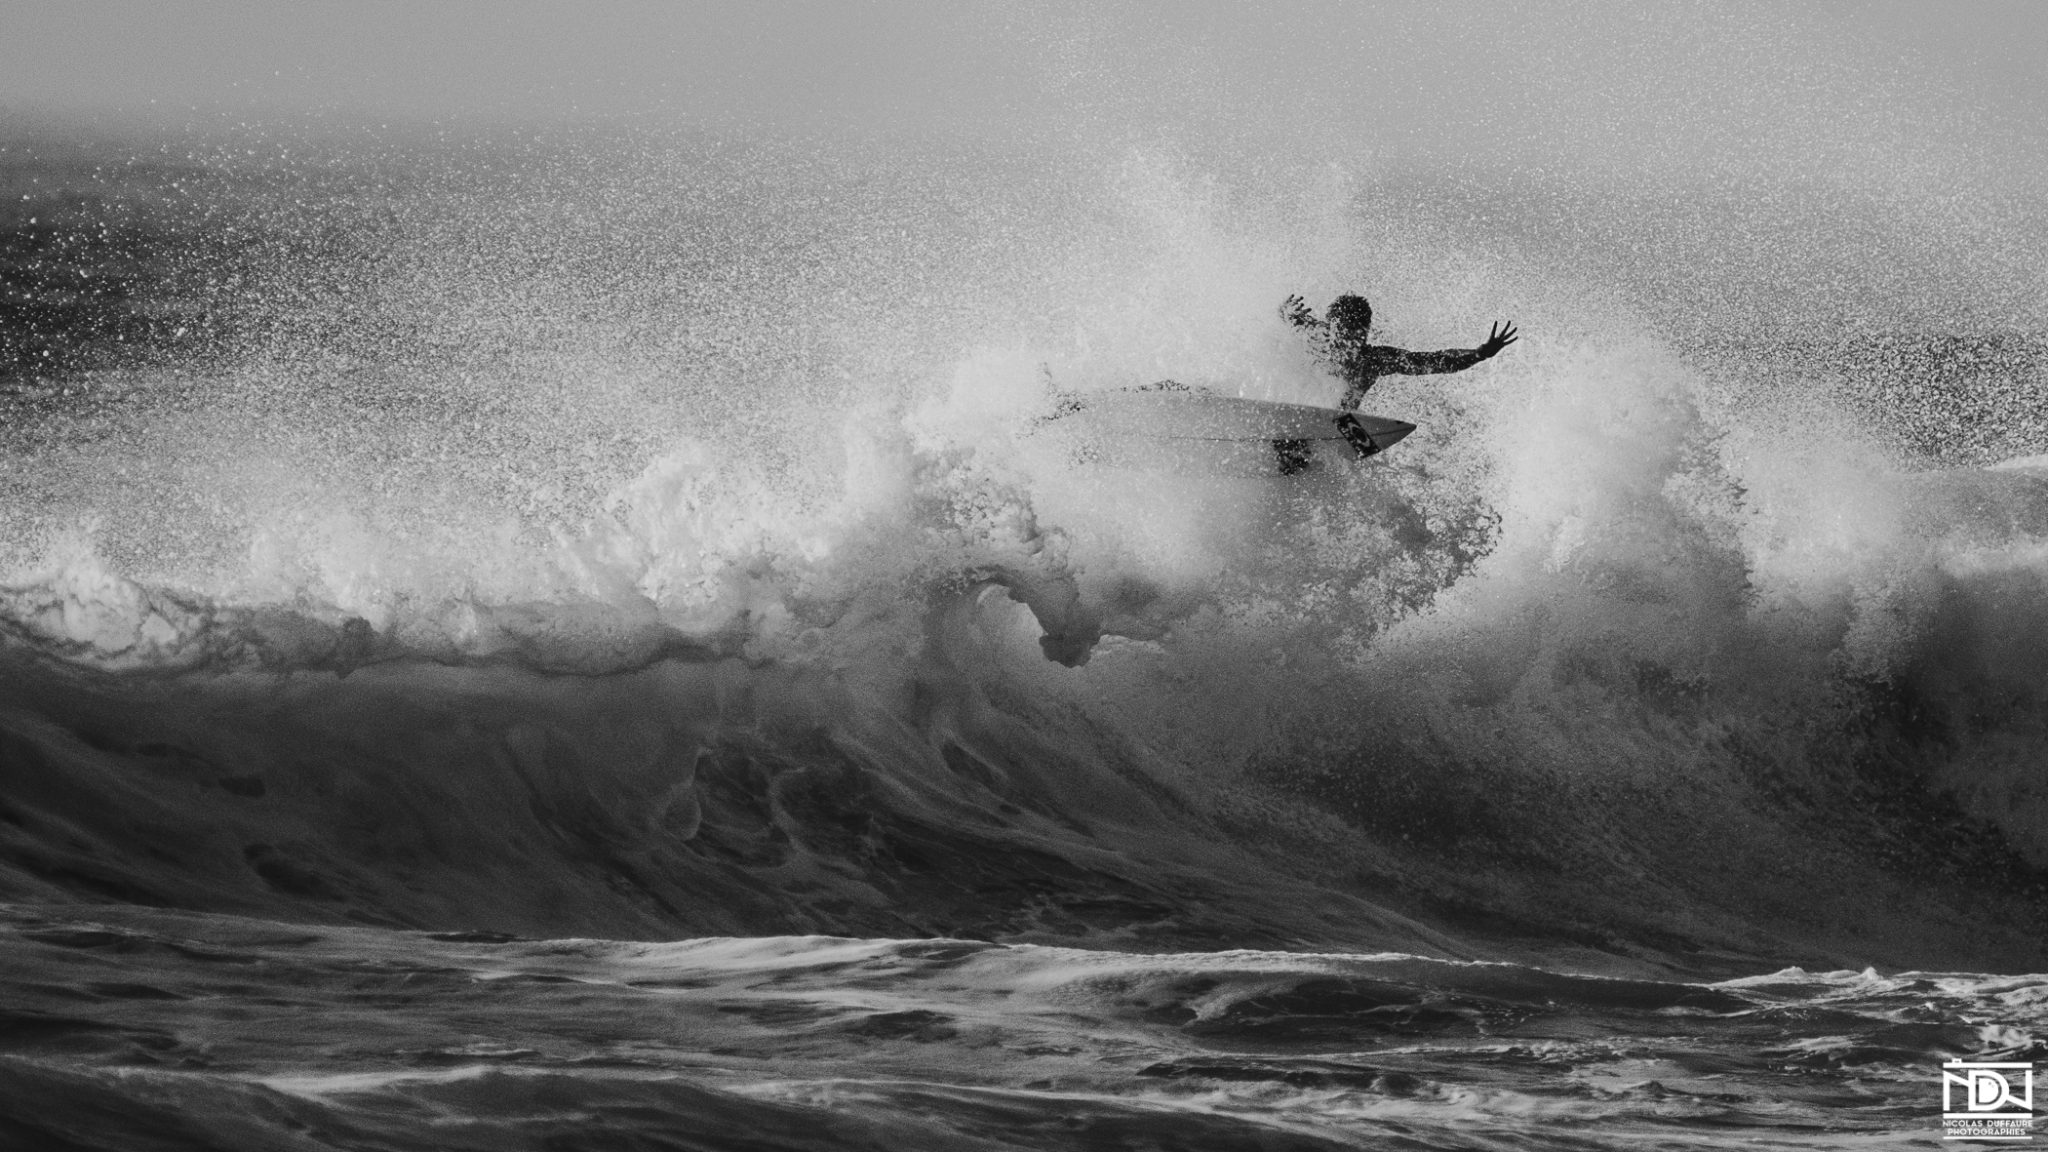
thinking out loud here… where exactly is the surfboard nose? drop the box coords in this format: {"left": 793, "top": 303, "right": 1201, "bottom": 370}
{"left": 1375, "top": 421, "right": 1417, "bottom": 450}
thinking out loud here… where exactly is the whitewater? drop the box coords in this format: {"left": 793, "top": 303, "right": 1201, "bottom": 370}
{"left": 2, "top": 123, "right": 2046, "bottom": 1149}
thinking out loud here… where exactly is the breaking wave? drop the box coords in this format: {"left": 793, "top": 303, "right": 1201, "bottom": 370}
{"left": 1, "top": 128, "right": 2045, "bottom": 975}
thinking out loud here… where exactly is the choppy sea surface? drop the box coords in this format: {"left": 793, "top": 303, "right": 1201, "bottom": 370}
{"left": 2, "top": 125, "right": 2046, "bottom": 1149}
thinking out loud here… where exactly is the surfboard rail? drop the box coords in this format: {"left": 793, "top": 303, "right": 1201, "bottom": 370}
{"left": 1041, "top": 387, "right": 1412, "bottom": 441}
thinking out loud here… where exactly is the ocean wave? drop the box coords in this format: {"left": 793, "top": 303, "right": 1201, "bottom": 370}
{"left": 2, "top": 906, "right": 2042, "bottom": 1150}
{"left": 3, "top": 131, "right": 2046, "bottom": 979}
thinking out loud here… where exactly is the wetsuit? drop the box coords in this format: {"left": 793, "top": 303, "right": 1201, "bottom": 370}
{"left": 1284, "top": 308, "right": 1492, "bottom": 411}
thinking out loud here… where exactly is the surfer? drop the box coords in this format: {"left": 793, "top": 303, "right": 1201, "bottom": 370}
{"left": 1280, "top": 294, "right": 1517, "bottom": 462}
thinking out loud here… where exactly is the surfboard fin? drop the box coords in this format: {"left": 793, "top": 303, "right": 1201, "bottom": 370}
{"left": 1335, "top": 413, "right": 1383, "bottom": 459}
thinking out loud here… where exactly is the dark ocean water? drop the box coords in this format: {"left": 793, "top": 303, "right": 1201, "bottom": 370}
{"left": 2, "top": 125, "right": 2046, "bottom": 1149}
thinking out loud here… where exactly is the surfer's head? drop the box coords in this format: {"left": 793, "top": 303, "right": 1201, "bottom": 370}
{"left": 1327, "top": 295, "right": 1372, "bottom": 341}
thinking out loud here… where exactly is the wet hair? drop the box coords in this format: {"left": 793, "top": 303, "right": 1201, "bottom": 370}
{"left": 1326, "top": 294, "right": 1373, "bottom": 335}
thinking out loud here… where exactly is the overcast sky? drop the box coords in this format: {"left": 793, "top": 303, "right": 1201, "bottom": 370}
{"left": 3, "top": 2, "right": 2043, "bottom": 177}
{"left": 5, "top": 1, "right": 2044, "bottom": 334}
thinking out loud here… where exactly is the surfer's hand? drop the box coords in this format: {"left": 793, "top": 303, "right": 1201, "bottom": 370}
{"left": 1480, "top": 321, "right": 1519, "bottom": 357}
{"left": 1281, "top": 295, "right": 1316, "bottom": 327}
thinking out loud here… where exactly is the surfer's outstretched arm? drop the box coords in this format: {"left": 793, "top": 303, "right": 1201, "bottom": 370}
{"left": 1281, "top": 295, "right": 1335, "bottom": 364}
{"left": 1378, "top": 321, "right": 1518, "bottom": 376}
{"left": 1379, "top": 347, "right": 1488, "bottom": 374}
{"left": 1280, "top": 294, "right": 1324, "bottom": 331}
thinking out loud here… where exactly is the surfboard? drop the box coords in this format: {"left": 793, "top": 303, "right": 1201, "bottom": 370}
{"left": 1031, "top": 383, "right": 1416, "bottom": 476}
